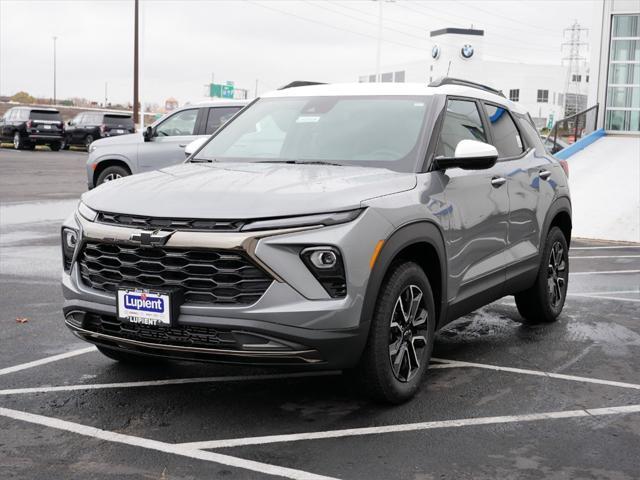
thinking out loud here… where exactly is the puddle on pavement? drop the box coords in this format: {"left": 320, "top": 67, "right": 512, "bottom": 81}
{"left": 0, "top": 199, "right": 78, "bottom": 226}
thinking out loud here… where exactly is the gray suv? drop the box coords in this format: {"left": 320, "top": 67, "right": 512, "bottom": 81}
{"left": 86, "top": 100, "right": 247, "bottom": 188}
{"left": 61, "top": 79, "right": 571, "bottom": 403}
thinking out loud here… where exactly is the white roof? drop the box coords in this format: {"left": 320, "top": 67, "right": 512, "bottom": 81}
{"left": 190, "top": 99, "right": 250, "bottom": 108}
{"left": 262, "top": 82, "right": 527, "bottom": 115}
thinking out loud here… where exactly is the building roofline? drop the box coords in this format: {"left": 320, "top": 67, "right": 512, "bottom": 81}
{"left": 430, "top": 27, "right": 484, "bottom": 37}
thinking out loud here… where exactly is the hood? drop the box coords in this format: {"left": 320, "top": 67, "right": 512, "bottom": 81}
{"left": 92, "top": 132, "right": 143, "bottom": 148}
{"left": 82, "top": 162, "right": 417, "bottom": 219}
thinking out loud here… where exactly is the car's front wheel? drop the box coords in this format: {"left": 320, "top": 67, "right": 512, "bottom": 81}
{"left": 96, "top": 165, "right": 129, "bottom": 186}
{"left": 85, "top": 134, "right": 94, "bottom": 151}
{"left": 515, "top": 226, "right": 569, "bottom": 323}
{"left": 354, "top": 261, "right": 436, "bottom": 404}
{"left": 13, "top": 132, "right": 24, "bottom": 150}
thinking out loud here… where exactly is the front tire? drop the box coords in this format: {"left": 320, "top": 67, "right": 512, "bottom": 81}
{"left": 13, "top": 132, "right": 24, "bottom": 150}
{"left": 96, "top": 165, "right": 129, "bottom": 186}
{"left": 85, "top": 134, "right": 94, "bottom": 151}
{"left": 354, "top": 261, "right": 436, "bottom": 404}
{"left": 515, "top": 226, "right": 569, "bottom": 324}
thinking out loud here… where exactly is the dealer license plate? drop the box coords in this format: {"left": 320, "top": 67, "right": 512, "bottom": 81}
{"left": 117, "top": 288, "right": 171, "bottom": 326}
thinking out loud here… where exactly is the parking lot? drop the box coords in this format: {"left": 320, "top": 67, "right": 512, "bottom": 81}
{"left": 1, "top": 148, "right": 639, "bottom": 479}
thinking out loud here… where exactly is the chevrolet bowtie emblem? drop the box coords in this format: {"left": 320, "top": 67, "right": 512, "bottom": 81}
{"left": 129, "top": 230, "right": 175, "bottom": 247}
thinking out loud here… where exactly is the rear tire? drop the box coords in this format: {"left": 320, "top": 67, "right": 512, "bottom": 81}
{"left": 515, "top": 226, "right": 569, "bottom": 324}
{"left": 13, "top": 132, "right": 24, "bottom": 150}
{"left": 96, "top": 165, "right": 129, "bottom": 186}
{"left": 50, "top": 142, "right": 61, "bottom": 151}
{"left": 97, "top": 345, "right": 152, "bottom": 364}
{"left": 353, "top": 261, "right": 436, "bottom": 404}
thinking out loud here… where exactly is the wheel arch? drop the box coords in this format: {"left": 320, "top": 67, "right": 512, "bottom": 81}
{"left": 542, "top": 196, "right": 572, "bottom": 247}
{"left": 360, "top": 221, "right": 448, "bottom": 331}
{"left": 93, "top": 159, "right": 132, "bottom": 185}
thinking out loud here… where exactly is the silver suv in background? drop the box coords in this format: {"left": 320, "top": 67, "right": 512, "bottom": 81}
{"left": 86, "top": 100, "right": 247, "bottom": 188}
{"left": 62, "top": 79, "right": 571, "bottom": 403}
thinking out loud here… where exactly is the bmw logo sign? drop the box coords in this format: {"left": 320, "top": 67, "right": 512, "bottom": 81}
{"left": 431, "top": 44, "right": 440, "bottom": 60}
{"left": 461, "top": 44, "right": 474, "bottom": 59}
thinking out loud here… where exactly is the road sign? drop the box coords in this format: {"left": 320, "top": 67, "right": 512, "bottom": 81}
{"left": 209, "top": 83, "right": 235, "bottom": 99}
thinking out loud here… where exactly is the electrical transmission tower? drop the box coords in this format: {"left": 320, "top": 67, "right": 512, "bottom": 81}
{"left": 561, "top": 20, "right": 589, "bottom": 117}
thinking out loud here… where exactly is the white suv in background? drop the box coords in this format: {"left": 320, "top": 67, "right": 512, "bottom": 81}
{"left": 86, "top": 100, "right": 248, "bottom": 188}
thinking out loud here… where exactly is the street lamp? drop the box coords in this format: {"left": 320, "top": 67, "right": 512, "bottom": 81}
{"left": 52, "top": 36, "right": 58, "bottom": 104}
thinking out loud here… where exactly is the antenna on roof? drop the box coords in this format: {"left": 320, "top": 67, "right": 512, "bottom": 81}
{"left": 278, "top": 81, "right": 327, "bottom": 90}
{"left": 429, "top": 77, "right": 505, "bottom": 97}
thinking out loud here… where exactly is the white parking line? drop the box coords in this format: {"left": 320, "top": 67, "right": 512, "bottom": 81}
{"left": 430, "top": 358, "right": 640, "bottom": 390}
{"left": 0, "top": 346, "right": 96, "bottom": 376}
{"left": 570, "top": 255, "right": 640, "bottom": 259}
{"left": 569, "top": 293, "right": 640, "bottom": 303}
{"left": 0, "top": 407, "right": 340, "bottom": 480}
{"left": 571, "top": 246, "right": 640, "bottom": 250}
{"left": 0, "top": 371, "right": 339, "bottom": 396}
{"left": 570, "top": 270, "right": 640, "bottom": 275}
{"left": 177, "top": 404, "right": 640, "bottom": 450}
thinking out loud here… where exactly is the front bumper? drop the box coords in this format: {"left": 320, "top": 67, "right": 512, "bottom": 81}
{"left": 61, "top": 208, "right": 394, "bottom": 368}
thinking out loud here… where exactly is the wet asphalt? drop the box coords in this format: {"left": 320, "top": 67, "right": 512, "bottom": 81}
{"left": 1, "top": 148, "right": 639, "bottom": 480}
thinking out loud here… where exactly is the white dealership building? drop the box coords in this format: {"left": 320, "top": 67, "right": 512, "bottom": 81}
{"left": 359, "top": 27, "right": 590, "bottom": 128}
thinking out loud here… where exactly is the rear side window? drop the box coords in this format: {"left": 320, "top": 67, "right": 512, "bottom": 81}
{"left": 483, "top": 104, "right": 524, "bottom": 158}
{"left": 104, "top": 115, "right": 134, "bottom": 128}
{"left": 205, "top": 107, "right": 240, "bottom": 134}
{"left": 29, "top": 110, "right": 62, "bottom": 121}
{"left": 435, "top": 99, "right": 487, "bottom": 157}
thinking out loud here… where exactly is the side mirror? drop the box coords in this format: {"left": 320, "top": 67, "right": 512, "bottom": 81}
{"left": 434, "top": 139, "right": 498, "bottom": 170}
{"left": 184, "top": 137, "right": 208, "bottom": 158}
{"left": 143, "top": 126, "right": 154, "bottom": 142}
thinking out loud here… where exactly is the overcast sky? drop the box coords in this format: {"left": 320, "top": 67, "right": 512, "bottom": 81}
{"left": 0, "top": 0, "right": 598, "bottom": 106}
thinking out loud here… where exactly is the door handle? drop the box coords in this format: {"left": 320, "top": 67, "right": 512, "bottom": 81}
{"left": 539, "top": 170, "right": 552, "bottom": 180}
{"left": 491, "top": 176, "right": 507, "bottom": 187}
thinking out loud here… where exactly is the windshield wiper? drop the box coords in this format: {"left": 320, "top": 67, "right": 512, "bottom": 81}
{"left": 256, "top": 160, "right": 343, "bottom": 166}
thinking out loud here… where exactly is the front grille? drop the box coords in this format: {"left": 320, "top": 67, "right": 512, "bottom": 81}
{"left": 79, "top": 242, "right": 272, "bottom": 305}
{"left": 97, "top": 212, "right": 245, "bottom": 231}
{"left": 83, "top": 313, "right": 238, "bottom": 349}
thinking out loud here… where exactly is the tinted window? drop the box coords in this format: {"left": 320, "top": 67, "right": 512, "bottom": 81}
{"left": 435, "top": 99, "right": 487, "bottom": 158}
{"left": 156, "top": 109, "right": 198, "bottom": 136}
{"left": 29, "top": 110, "right": 61, "bottom": 121}
{"left": 205, "top": 107, "right": 240, "bottom": 134}
{"left": 483, "top": 104, "right": 524, "bottom": 158}
{"left": 104, "top": 114, "right": 134, "bottom": 127}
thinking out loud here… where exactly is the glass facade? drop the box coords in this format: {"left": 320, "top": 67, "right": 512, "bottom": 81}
{"left": 605, "top": 14, "right": 640, "bottom": 131}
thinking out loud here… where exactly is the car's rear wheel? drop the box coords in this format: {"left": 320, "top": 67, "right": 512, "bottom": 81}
{"left": 13, "top": 132, "right": 24, "bottom": 150}
{"left": 354, "top": 261, "right": 436, "bottom": 404}
{"left": 96, "top": 165, "right": 129, "bottom": 186}
{"left": 515, "top": 226, "right": 569, "bottom": 324}
{"left": 50, "top": 142, "right": 61, "bottom": 151}
{"left": 85, "top": 134, "right": 94, "bottom": 151}
{"left": 96, "top": 345, "right": 154, "bottom": 364}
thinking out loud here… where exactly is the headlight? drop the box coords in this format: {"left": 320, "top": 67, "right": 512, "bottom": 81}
{"left": 77, "top": 202, "right": 97, "bottom": 221}
{"left": 300, "top": 246, "right": 346, "bottom": 298}
{"left": 241, "top": 209, "right": 362, "bottom": 232}
{"left": 61, "top": 227, "right": 79, "bottom": 273}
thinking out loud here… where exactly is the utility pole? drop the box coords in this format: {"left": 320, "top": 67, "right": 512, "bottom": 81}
{"left": 105, "top": 82, "right": 108, "bottom": 107}
{"left": 52, "top": 36, "right": 58, "bottom": 105}
{"left": 375, "top": 0, "right": 382, "bottom": 82}
{"left": 133, "top": 0, "right": 139, "bottom": 126}
{"left": 561, "top": 20, "right": 588, "bottom": 118}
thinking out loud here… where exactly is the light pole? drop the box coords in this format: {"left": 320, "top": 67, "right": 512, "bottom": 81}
{"left": 133, "top": 0, "right": 139, "bottom": 127}
{"left": 375, "top": 0, "right": 382, "bottom": 82}
{"left": 52, "top": 36, "right": 58, "bottom": 104}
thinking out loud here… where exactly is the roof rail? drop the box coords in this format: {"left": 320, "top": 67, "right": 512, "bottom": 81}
{"left": 278, "top": 81, "right": 327, "bottom": 90}
{"left": 428, "top": 77, "right": 505, "bottom": 97}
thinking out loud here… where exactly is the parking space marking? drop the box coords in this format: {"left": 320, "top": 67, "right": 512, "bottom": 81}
{"left": 569, "top": 293, "right": 640, "bottom": 303}
{"left": 430, "top": 358, "right": 640, "bottom": 390}
{"left": 177, "top": 404, "right": 640, "bottom": 450}
{"left": 0, "top": 371, "right": 339, "bottom": 396}
{"left": 571, "top": 246, "right": 640, "bottom": 250}
{"left": 570, "top": 270, "right": 640, "bottom": 275}
{"left": 0, "top": 346, "right": 96, "bottom": 376}
{"left": 0, "top": 406, "right": 341, "bottom": 480}
{"left": 569, "top": 255, "right": 640, "bottom": 259}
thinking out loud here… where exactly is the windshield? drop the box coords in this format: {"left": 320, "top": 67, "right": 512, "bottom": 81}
{"left": 193, "top": 96, "right": 432, "bottom": 172}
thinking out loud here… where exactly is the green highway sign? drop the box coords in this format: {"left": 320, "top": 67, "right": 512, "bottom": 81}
{"left": 209, "top": 83, "right": 235, "bottom": 99}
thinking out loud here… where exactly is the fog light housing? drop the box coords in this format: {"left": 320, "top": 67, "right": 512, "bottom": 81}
{"left": 61, "top": 227, "right": 79, "bottom": 273}
{"left": 300, "top": 246, "right": 346, "bottom": 298}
